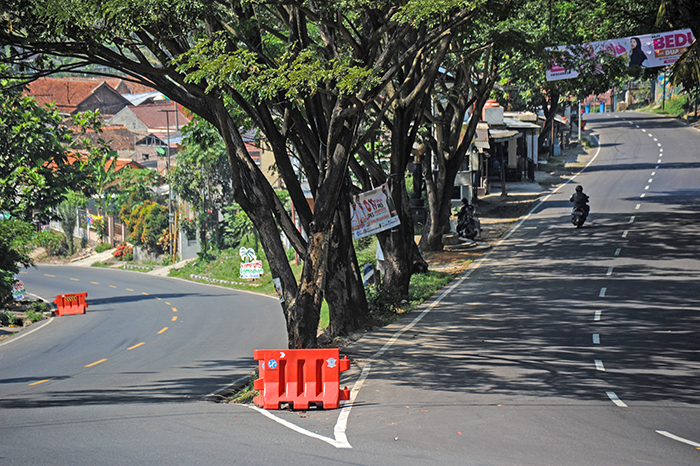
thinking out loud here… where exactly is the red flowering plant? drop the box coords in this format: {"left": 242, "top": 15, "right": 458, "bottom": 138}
{"left": 113, "top": 242, "right": 133, "bottom": 261}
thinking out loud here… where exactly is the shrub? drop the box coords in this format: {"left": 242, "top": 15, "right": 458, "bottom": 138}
{"left": 113, "top": 242, "right": 134, "bottom": 261}
{"left": 94, "top": 242, "right": 111, "bottom": 253}
{"left": 121, "top": 201, "right": 169, "bottom": 253}
{"left": 34, "top": 229, "right": 66, "bottom": 256}
{"left": 26, "top": 302, "right": 48, "bottom": 322}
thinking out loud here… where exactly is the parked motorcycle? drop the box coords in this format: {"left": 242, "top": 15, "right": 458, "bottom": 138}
{"left": 571, "top": 206, "right": 586, "bottom": 228}
{"left": 457, "top": 204, "right": 480, "bottom": 240}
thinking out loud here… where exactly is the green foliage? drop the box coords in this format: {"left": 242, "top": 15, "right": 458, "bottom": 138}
{"left": 222, "top": 204, "right": 258, "bottom": 250}
{"left": 110, "top": 166, "right": 164, "bottom": 215}
{"left": 0, "top": 218, "right": 34, "bottom": 306}
{"left": 121, "top": 201, "right": 169, "bottom": 253}
{"left": 366, "top": 270, "right": 453, "bottom": 326}
{"left": 0, "top": 70, "right": 90, "bottom": 221}
{"left": 34, "top": 229, "right": 66, "bottom": 256}
{"left": 56, "top": 192, "right": 87, "bottom": 256}
{"left": 169, "top": 248, "right": 296, "bottom": 296}
{"left": 94, "top": 242, "right": 111, "bottom": 253}
{"left": 26, "top": 302, "right": 48, "bottom": 322}
{"left": 648, "top": 94, "right": 689, "bottom": 118}
{"left": 354, "top": 236, "right": 377, "bottom": 267}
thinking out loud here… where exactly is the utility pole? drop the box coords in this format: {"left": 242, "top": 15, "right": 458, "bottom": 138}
{"left": 160, "top": 103, "right": 178, "bottom": 261}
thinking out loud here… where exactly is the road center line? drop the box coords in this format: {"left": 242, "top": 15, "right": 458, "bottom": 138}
{"left": 629, "top": 216, "right": 635, "bottom": 223}
{"left": 607, "top": 391, "right": 627, "bottom": 407}
{"left": 85, "top": 359, "right": 107, "bottom": 368}
{"left": 635, "top": 204, "right": 641, "bottom": 210}
{"left": 614, "top": 248, "right": 621, "bottom": 257}
{"left": 109, "top": 285, "right": 117, "bottom": 288}
{"left": 70, "top": 278, "right": 80, "bottom": 281}
{"left": 158, "top": 327, "right": 168, "bottom": 334}
{"left": 43, "top": 274, "right": 56, "bottom": 278}
{"left": 90, "top": 281, "right": 100, "bottom": 285}
{"left": 594, "top": 310, "right": 602, "bottom": 321}
{"left": 595, "top": 360, "right": 605, "bottom": 371}
{"left": 172, "top": 308, "right": 177, "bottom": 312}
{"left": 593, "top": 334, "right": 600, "bottom": 344}
{"left": 127, "top": 342, "right": 145, "bottom": 350}
{"left": 640, "top": 193, "right": 646, "bottom": 198}
{"left": 644, "top": 186, "right": 649, "bottom": 190}
{"left": 172, "top": 316, "right": 177, "bottom": 321}
{"left": 656, "top": 430, "right": 700, "bottom": 448}
{"left": 606, "top": 267, "right": 613, "bottom": 276}
{"left": 29, "top": 379, "right": 51, "bottom": 386}
{"left": 599, "top": 288, "right": 607, "bottom": 297}
{"left": 126, "top": 288, "right": 134, "bottom": 292}
{"left": 622, "top": 230, "right": 629, "bottom": 238}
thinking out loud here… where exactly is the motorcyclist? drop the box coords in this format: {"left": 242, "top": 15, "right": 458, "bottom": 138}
{"left": 569, "top": 185, "right": 590, "bottom": 219}
{"left": 457, "top": 198, "right": 478, "bottom": 239}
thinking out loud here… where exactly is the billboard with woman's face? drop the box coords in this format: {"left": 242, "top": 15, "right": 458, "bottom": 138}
{"left": 546, "top": 29, "right": 695, "bottom": 81}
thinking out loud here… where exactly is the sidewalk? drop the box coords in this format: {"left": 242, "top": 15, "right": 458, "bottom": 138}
{"left": 65, "top": 248, "right": 194, "bottom": 277}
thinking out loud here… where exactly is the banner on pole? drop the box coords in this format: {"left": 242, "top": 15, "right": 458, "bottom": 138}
{"left": 350, "top": 182, "right": 401, "bottom": 240}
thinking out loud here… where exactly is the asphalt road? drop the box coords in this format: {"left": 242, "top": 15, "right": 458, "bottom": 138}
{"left": 2, "top": 112, "right": 699, "bottom": 465}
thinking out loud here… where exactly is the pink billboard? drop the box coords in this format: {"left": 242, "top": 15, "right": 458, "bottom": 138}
{"left": 546, "top": 29, "right": 695, "bottom": 81}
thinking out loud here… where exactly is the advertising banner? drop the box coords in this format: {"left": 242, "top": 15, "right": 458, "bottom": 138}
{"left": 546, "top": 29, "right": 695, "bottom": 81}
{"left": 350, "top": 182, "right": 401, "bottom": 240}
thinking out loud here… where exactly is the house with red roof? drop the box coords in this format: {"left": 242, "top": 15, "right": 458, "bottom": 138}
{"left": 24, "top": 77, "right": 132, "bottom": 116}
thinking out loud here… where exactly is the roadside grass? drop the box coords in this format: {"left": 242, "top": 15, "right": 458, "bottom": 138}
{"left": 229, "top": 373, "right": 259, "bottom": 404}
{"left": 642, "top": 94, "right": 689, "bottom": 119}
{"left": 168, "top": 248, "right": 300, "bottom": 296}
{"left": 367, "top": 270, "right": 454, "bottom": 327}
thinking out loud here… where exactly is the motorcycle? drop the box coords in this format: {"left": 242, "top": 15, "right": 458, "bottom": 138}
{"left": 571, "top": 206, "right": 586, "bottom": 228}
{"left": 457, "top": 204, "right": 480, "bottom": 240}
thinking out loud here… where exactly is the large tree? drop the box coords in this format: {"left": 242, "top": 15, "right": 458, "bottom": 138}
{"left": 0, "top": 0, "right": 486, "bottom": 347}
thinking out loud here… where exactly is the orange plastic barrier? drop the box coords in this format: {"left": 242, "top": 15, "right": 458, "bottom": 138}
{"left": 253, "top": 348, "right": 351, "bottom": 410}
{"left": 54, "top": 292, "right": 88, "bottom": 316}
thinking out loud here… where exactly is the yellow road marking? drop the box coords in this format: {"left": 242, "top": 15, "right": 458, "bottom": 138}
{"left": 172, "top": 316, "right": 177, "bottom": 322}
{"left": 172, "top": 308, "right": 177, "bottom": 312}
{"left": 142, "top": 292, "right": 149, "bottom": 296}
{"left": 85, "top": 359, "right": 107, "bottom": 368}
{"left": 109, "top": 285, "right": 117, "bottom": 288}
{"left": 158, "top": 327, "right": 168, "bottom": 334}
{"left": 91, "top": 281, "right": 100, "bottom": 285}
{"left": 29, "top": 379, "right": 51, "bottom": 386}
{"left": 19, "top": 271, "right": 27, "bottom": 274}
{"left": 127, "top": 342, "right": 145, "bottom": 350}
{"left": 156, "top": 297, "right": 162, "bottom": 300}
{"left": 126, "top": 288, "right": 134, "bottom": 292}
{"left": 165, "top": 302, "right": 171, "bottom": 305}
{"left": 44, "top": 274, "right": 56, "bottom": 278}
{"left": 70, "top": 278, "right": 80, "bottom": 281}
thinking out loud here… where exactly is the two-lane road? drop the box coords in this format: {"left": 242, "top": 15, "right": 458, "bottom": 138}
{"left": 2, "top": 112, "right": 699, "bottom": 465}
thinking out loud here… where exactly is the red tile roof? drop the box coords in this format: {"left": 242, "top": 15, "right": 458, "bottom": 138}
{"left": 24, "top": 77, "right": 104, "bottom": 113}
{"left": 24, "top": 77, "right": 163, "bottom": 113}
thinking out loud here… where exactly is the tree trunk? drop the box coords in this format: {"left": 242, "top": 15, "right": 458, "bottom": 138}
{"left": 325, "top": 193, "right": 370, "bottom": 338}
{"left": 376, "top": 177, "right": 415, "bottom": 297}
